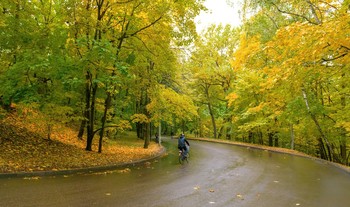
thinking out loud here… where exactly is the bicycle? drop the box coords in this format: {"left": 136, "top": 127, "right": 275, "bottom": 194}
{"left": 178, "top": 149, "right": 189, "bottom": 164}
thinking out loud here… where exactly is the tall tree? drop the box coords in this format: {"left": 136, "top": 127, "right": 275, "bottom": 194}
{"left": 187, "top": 24, "right": 238, "bottom": 138}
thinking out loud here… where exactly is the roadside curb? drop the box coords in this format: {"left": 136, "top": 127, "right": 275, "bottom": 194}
{"left": 188, "top": 137, "right": 350, "bottom": 175}
{"left": 0, "top": 145, "right": 166, "bottom": 179}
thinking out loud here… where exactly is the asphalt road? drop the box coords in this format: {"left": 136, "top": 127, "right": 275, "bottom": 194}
{"left": 1, "top": 137, "right": 350, "bottom": 207}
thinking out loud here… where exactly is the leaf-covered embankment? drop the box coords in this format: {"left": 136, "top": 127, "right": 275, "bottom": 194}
{"left": 0, "top": 114, "right": 162, "bottom": 174}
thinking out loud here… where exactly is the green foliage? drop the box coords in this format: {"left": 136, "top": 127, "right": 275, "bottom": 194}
{"left": 0, "top": 0, "right": 207, "bottom": 151}
{"left": 2, "top": 0, "right": 349, "bottom": 165}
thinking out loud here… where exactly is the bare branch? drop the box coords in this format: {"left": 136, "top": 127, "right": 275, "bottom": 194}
{"left": 321, "top": 53, "right": 348, "bottom": 62}
{"left": 125, "top": 16, "right": 163, "bottom": 39}
{"left": 270, "top": 2, "right": 319, "bottom": 25}
{"left": 134, "top": 36, "right": 157, "bottom": 56}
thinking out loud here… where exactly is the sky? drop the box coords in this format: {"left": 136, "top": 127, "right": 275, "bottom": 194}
{"left": 195, "top": 0, "right": 242, "bottom": 33}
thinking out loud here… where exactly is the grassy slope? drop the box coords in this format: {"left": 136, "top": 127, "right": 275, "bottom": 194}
{"left": 0, "top": 113, "right": 161, "bottom": 173}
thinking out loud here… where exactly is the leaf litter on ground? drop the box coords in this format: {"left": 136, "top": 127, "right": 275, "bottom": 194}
{"left": 0, "top": 113, "right": 161, "bottom": 173}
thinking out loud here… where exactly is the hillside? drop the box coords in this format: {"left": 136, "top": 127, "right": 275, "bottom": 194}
{"left": 0, "top": 113, "right": 161, "bottom": 174}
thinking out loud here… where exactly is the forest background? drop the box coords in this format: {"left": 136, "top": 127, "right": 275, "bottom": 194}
{"left": 1, "top": 0, "right": 350, "bottom": 169}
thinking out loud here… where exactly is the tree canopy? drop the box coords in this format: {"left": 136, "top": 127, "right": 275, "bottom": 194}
{"left": 1, "top": 0, "right": 350, "bottom": 166}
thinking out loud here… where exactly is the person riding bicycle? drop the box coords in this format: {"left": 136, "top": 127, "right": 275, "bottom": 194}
{"left": 178, "top": 133, "right": 190, "bottom": 157}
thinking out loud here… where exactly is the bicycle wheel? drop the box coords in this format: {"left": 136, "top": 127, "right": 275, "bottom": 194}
{"left": 179, "top": 155, "right": 184, "bottom": 164}
{"left": 178, "top": 151, "right": 187, "bottom": 164}
{"left": 184, "top": 156, "right": 188, "bottom": 163}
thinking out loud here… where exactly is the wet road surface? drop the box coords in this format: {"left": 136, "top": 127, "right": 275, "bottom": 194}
{"left": 1, "top": 137, "right": 350, "bottom": 207}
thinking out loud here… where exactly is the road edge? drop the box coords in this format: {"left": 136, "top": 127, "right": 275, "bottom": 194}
{"left": 0, "top": 145, "right": 166, "bottom": 179}
{"left": 188, "top": 137, "right": 350, "bottom": 175}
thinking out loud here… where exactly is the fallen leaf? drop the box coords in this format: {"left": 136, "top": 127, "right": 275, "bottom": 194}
{"left": 23, "top": 176, "right": 40, "bottom": 180}
{"left": 236, "top": 194, "right": 244, "bottom": 200}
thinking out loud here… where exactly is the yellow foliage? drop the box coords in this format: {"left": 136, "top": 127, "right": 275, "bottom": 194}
{"left": 231, "top": 33, "right": 262, "bottom": 71}
{"left": 226, "top": 93, "right": 239, "bottom": 107}
{"left": 247, "top": 102, "right": 266, "bottom": 114}
{"left": 130, "top": 114, "right": 150, "bottom": 123}
{"left": 336, "top": 121, "right": 350, "bottom": 136}
{"left": 147, "top": 85, "right": 198, "bottom": 123}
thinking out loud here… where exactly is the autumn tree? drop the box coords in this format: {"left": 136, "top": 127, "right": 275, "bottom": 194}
{"left": 229, "top": 0, "right": 350, "bottom": 164}
{"left": 63, "top": 0, "right": 205, "bottom": 151}
{"left": 0, "top": 0, "right": 206, "bottom": 152}
{"left": 186, "top": 24, "right": 238, "bottom": 138}
{"left": 0, "top": 0, "right": 77, "bottom": 138}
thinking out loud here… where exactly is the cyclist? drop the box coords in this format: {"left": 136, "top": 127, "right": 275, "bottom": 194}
{"left": 178, "top": 133, "right": 190, "bottom": 157}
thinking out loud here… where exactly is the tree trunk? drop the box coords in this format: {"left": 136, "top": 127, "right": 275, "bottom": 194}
{"left": 79, "top": 72, "right": 91, "bottom": 141}
{"left": 339, "top": 74, "right": 347, "bottom": 164}
{"left": 158, "top": 122, "right": 161, "bottom": 144}
{"left": 85, "top": 78, "right": 98, "bottom": 151}
{"left": 258, "top": 128, "right": 263, "bottom": 145}
{"left": 340, "top": 140, "right": 347, "bottom": 164}
{"left": 248, "top": 131, "right": 254, "bottom": 143}
{"left": 47, "top": 123, "right": 52, "bottom": 140}
{"left": 77, "top": 119, "right": 85, "bottom": 140}
{"left": 218, "top": 126, "right": 224, "bottom": 139}
{"left": 268, "top": 132, "right": 273, "bottom": 146}
{"left": 274, "top": 136, "right": 279, "bottom": 147}
{"left": 136, "top": 123, "right": 143, "bottom": 139}
{"left": 144, "top": 122, "right": 150, "bottom": 149}
{"left": 98, "top": 92, "right": 112, "bottom": 153}
{"left": 318, "top": 138, "right": 328, "bottom": 160}
{"left": 143, "top": 61, "right": 153, "bottom": 148}
{"left": 290, "top": 124, "right": 294, "bottom": 150}
{"left": 84, "top": 71, "right": 92, "bottom": 150}
{"left": 226, "top": 126, "right": 231, "bottom": 140}
{"left": 302, "top": 87, "right": 333, "bottom": 161}
{"left": 207, "top": 102, "right": 217, "bottom": 138}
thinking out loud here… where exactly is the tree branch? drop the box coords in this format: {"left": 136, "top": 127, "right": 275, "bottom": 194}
{"left": 123, "top": 16, "right": 163, "bottom": 39}
{"left": 270, "top": 2, "right": 319, "bottom": 25}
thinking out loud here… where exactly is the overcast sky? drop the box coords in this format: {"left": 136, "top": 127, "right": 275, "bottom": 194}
{"left": 195, "top": 0, "right": 242, "bottom": 33}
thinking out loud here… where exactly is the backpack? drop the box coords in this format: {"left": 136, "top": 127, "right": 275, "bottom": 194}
{"left": 178, "top": 137, "right": 185, "bottom": 148}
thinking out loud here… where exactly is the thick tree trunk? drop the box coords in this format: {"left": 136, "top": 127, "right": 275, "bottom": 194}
{"left": 268, "top": 132, "right": 273, "bottom": 146}
{"left": 85, "top": 79, "right": 98, "bottom": 151}
{"left": 84, "top": 72, "right": 92, "bottom": 150}
{"left": 274, "top": 136, "right": 279, "bottom": 147}
{"left": 136, "top": 123, "right": 143, "bottom": 139}
{"left": 77, "top": 119, "right": 85, "bottom": 140}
